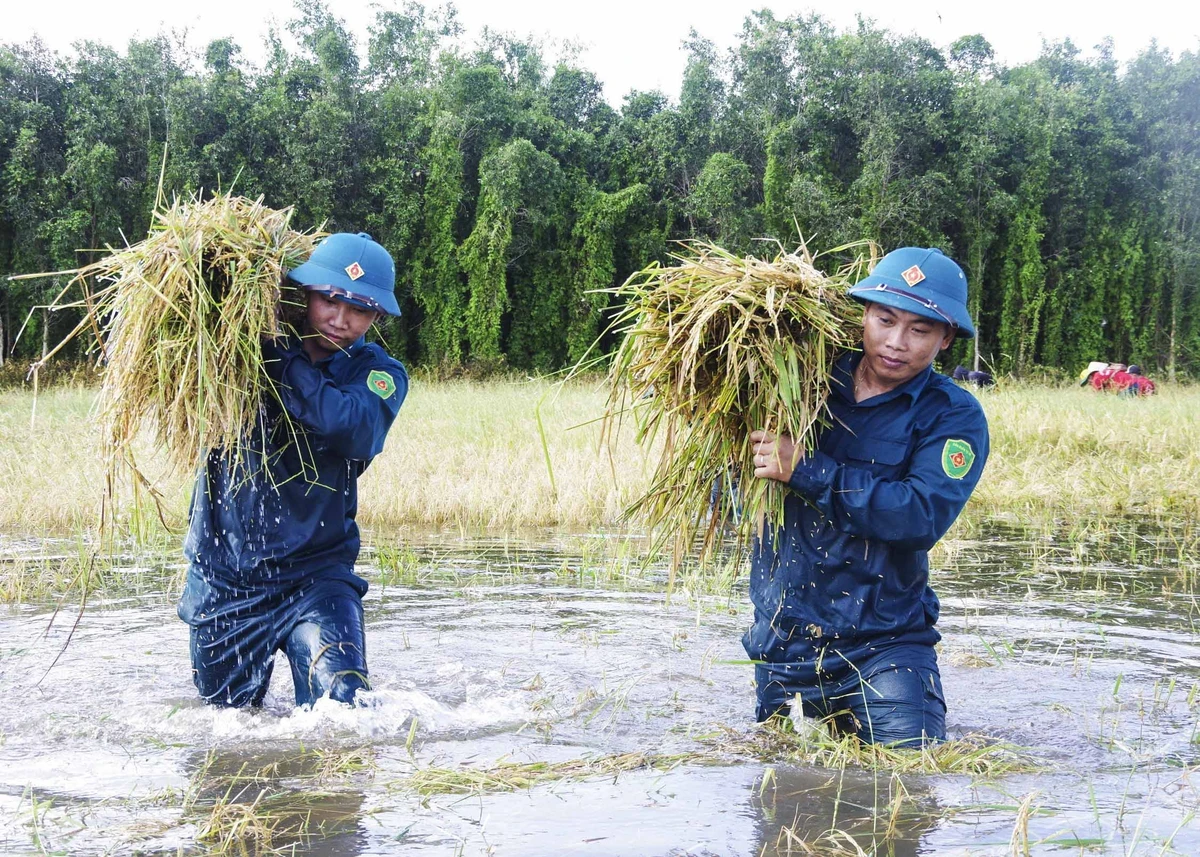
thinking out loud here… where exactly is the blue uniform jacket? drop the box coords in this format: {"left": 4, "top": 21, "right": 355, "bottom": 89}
{"left": 178, "top": 336, "right": 408, "bottom": 626}
{"left": 744, "top": 352, "right": 988, "bottom": 663}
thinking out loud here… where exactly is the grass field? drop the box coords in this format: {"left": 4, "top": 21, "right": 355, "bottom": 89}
{"left": 1, "top": 377, "right": 1198, "bottom": 538}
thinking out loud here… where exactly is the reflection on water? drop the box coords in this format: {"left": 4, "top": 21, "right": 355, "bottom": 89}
{"left": 0, "top": 524, "right": 1197, "bottom": 855}
{"left": 751, "top": 766, "right": 937, "bottom": 857}
{"left": 181, "top": 747, "right": 368, "bottom": 855}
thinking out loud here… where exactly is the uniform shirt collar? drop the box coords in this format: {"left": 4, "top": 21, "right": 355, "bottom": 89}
{"left": 313, "top": 336, "right": 366, "bottom": 367}
{"left": 831, "top": 351, "right": 933, "bottom": 407}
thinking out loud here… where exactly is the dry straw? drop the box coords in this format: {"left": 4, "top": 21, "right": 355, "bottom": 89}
{"left": 21, "top": 191, "right": 320, "bottom": 527}
{"left": 600, "top": 239, "right": 871, "bottom": 573}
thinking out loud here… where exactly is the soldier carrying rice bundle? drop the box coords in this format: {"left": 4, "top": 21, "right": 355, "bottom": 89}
{"left": 31, "top": 193, "right": 409, "bottom": 709}
{"left": 606, "top": 244, "right": 989, "bottom": 747}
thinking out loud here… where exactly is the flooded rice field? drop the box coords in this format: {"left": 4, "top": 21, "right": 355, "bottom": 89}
{"left": 0, "top": 525, "right": 1198, "bottom": 856}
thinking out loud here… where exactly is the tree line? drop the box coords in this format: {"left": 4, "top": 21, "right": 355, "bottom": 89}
{"left": 2, "top": 1, "right": 1198, "bottom": 377}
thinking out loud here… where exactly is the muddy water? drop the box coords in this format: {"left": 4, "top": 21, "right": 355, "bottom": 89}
{"left": 0, "top": 528, "right": 1197, "bottom": 856}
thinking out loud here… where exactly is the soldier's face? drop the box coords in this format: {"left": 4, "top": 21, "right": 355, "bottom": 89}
{"left": 860, "top": 303, "right": 954, "bottom": 389}
{"left": 304, "top": 291, "right": 379, "bottom": 358}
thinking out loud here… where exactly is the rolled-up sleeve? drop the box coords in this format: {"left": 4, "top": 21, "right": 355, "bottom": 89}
{"left": 787, "top": 402, "right": 988, "bottom": 551}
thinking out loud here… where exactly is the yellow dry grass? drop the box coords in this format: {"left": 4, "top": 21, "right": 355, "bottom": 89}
{"left": 358, "top": 377, "right": 653, "bottom": 529}
{"left": 971, "top": 383, "right": 1200, "bottom": 523}
{"left": 2, "top": 378, "right": 1198, "bottom": 538}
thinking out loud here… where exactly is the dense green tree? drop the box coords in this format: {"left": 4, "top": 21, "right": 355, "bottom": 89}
{"left": 566, "top": 183, "right": 651, "bottom": 362}
{"left": 460, "top": 138, "right": 562, "bottom": 363}
{"left": 687, "top": 152, "right": 756, "bottom": 250}
{"left": 0, "top": 8, "right": 1197, "bottom": 377}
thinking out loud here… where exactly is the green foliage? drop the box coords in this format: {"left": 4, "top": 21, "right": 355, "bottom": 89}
{"left": 0, "top": 10, "right": 1198, "bottom": 376}
{"left": 460, "top": 138, "right": 561, "bottom": 362}
{"left": 412, "top": 113, "right": 467, "bottom": 365}
{"left": 567, "top": 184, "right": 651, "bottom": 363}
{"left": 687, "top": 152, "right": 756, "bottom": 250}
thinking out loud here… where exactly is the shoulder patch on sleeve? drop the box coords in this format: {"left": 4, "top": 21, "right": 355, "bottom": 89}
{"left": 367, "top": 369, "right": 396, "bottom": 399}
{"left": 941, "top": 438, "right": 976, "bottom": 479}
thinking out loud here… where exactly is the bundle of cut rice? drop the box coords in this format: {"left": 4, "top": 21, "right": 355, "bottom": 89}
{"left": 32, "top": 191, "right": 320, "bottom": 494}
{"left": 601, "top": 240, "right": 871, "bottom": 572}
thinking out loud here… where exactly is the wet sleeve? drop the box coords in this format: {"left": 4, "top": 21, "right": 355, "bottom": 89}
{"left": 786, "top": 401, "right": 989, "bottom": 550}
{"left": 262, "top": 340, "right": 408, "bottom": 461}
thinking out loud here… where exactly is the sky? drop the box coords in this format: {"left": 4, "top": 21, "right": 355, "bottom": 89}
{"left": 8, "top": 0, "right": 1200, "bottom": 103}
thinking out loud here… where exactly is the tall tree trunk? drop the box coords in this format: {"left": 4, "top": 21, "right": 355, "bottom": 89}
{"left": 969, "top": 240, "right": 984, "bottom": 372}
{"left": 41, "top": 307, "right": 49, "bottom": 360}
{"left": 1168, "top": 294, "right": 1178, "bottom": 383}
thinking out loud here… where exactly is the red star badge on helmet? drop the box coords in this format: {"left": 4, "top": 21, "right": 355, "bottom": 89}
{"left": 345, "top": 261, "right": 365, "bottom": 281}
{"left": 901, "top": 265, "right": 926, "bottom": 287}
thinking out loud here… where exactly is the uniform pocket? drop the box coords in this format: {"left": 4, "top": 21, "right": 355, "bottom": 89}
{"left": 844, "top": 436, "right": 908, "bottom": 466}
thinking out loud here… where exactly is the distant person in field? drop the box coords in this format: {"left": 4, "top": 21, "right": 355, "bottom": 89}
{"left": 1116, "top": 365, "right": 1156, "bottom": 395}
{"left": 178, "top": 233, "right": 408, "bottom": 708}
{"left": 1081, "top": 361, "right": 1122, "bottom": 390}
{"left": 952, "top": 365, "right": 995, "bottom": 388}
{"left": 1080, "top": 361, "right": 1156, "bottom": 396}
{"left": 744, "top": 247, "right": 989, "bottom": 747}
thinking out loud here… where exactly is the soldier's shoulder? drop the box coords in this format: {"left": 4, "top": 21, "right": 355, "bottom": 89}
{"left": 357, "top": 342, "right": 408, "bottom": 378}
{"left": 926, "top": 371, "right": 985, "bottom": 416}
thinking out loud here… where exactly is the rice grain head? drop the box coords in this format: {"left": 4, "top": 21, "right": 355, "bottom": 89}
{"left": 36, "top": 191, "right": 321, "bottom": 532}
{"left": 600, "top": 239, "right": 871, "bottom": 573}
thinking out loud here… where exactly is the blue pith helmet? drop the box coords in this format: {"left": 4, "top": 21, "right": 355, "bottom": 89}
{"left": 847, "top": 247, "right": 975, "bottom": 339}
{"left": 288, "top": 232, "right": 401, "bottom": 317}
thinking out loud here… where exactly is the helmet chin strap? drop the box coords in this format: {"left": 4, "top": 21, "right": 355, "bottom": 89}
{"left": 306, "top": 283, "right": 387, "bottom": 314}
{"left": 865, "top": 283, "right": 958, "bottom": 330}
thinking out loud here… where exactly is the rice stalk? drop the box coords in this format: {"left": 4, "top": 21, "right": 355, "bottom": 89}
{"left": 185, "top": 749, "right": 366, "bottom": 856}
{"left": 1008, "top": 790, "right": 1040, "bottom": 857}
{"left": 599, "top": 239, "right": 869, "bottom": 573}
{"left": 194, "top": 791, "right": 283, "bottom": 855}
